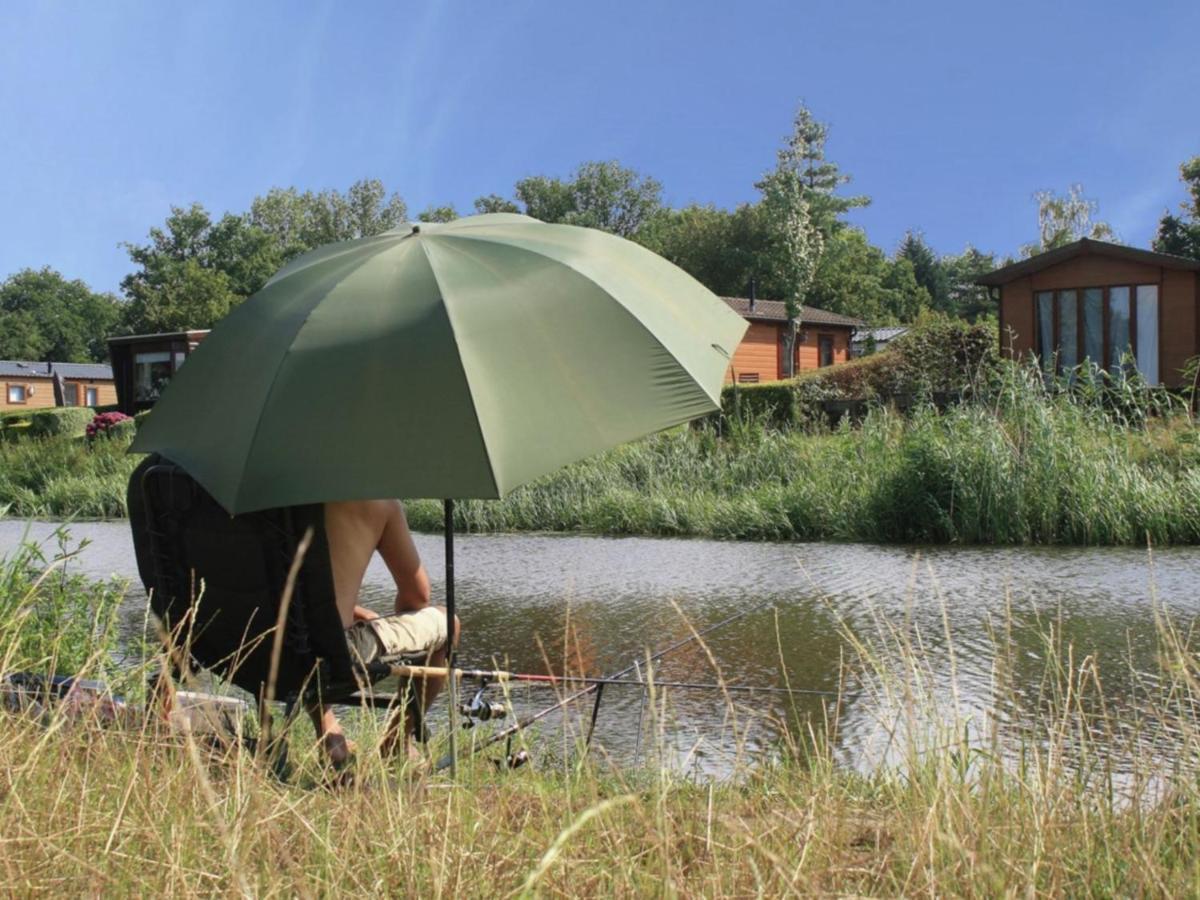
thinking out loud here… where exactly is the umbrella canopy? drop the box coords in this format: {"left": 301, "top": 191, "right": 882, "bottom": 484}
{"left": 131, "top": 213, "right": 747, "bottom": 514}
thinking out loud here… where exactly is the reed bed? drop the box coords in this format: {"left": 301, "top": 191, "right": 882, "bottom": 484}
{"left": 409, "top": 364, "right": 1200, "bottom": 545}
{"left": 3, "top": 532, "right": 1200, "bottom": 896}
{"left": 2, "top": 361, "right": 1198, "bottom": 544}
{"left": 0, "top": 433, "right": 133, "bottom": 519}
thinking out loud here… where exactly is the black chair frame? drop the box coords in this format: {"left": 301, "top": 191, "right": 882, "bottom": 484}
{"left": 127, "top": 455, "right": 424, "bottom": 779}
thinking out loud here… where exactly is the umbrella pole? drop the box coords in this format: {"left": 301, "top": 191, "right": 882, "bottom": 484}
{"left": 444, "top": 498, "right": 457, "bottom": 775}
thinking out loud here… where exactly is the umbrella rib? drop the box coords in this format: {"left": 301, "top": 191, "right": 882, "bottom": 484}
{"left": 228, "top": 242, "right": 401, "bottom": 512}
{"left": 264, "top": 231, "right": 402, "bottom": 290}
{"left": 414, "top": 238, "right": 503, "bottom": 499}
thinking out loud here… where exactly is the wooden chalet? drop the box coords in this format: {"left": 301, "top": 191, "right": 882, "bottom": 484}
{"left": 978, "top": 238, "right": 1200, "bottom": 387}
{"left": 107, "top": 330, "right": 210, "bottom": 415}
{"left": 1, "top": 360, "right": 116, "bottom": 411}
{"left": 721, "top": 297, "right": 862, "bottom": 383}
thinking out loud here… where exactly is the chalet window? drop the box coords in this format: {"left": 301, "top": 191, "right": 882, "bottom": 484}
{"left": 1135, "top": 286, "right": 1159, "bottom": 386}
{"left": 737, "top": 373, "right": 760, "bottom": 384}
{"left": 1034, "top": 285, "right": 1159, "bottom": 384}
{"left": 6, "top": 384, "right": 27, "bottom": 405}
{"left": 818, "top": 335, "right": 834, "bottom": 368}
{"left": 135, "top": 351, "right": 173, "bottom": 401}
{"left": 64, "top": 383, "right": 79, "bottom": 405}
{"left": 85, "top": 386, "right": 98, "bottom": 406}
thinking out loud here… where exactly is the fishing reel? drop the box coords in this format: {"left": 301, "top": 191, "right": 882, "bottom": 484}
{"left": 459, "top": 681, "right": 508, "bottom": 728}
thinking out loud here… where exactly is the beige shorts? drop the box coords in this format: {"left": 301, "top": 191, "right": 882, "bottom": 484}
{"left": 345, "top": 608, "right": 449, "bottom": 666}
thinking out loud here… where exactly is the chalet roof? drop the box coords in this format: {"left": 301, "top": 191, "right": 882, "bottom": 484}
{"left": 975, "top": 238, "right": 1200, "bottom": 286}
{"left": 107, "top": 329, "right": 210, "bottom": 345}
{"left": 854, "top": 326, "right": 908, "bottom": 344}
{"left": 0, "top": 360, "right": 113, "bottom": 380}
{"left": 721, "top": 297, "right": 863, "bottom": 328}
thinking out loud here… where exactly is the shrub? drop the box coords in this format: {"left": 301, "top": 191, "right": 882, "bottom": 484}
{"left": 86, "top": 411, "right": 133, "bottom": 441}
{"left": 716, "top": 316, "right": 1001, "bottom": 428}
{"left": 134, "top": 410, "right": 151, "bottom": 430}
{"left": 719, "top": 381, "right": 797, "bottom": 427}
{"left": 27, "top": 407, "right": 95, "bottom": 438}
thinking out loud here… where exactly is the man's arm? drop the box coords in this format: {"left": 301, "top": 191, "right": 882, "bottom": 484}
{"left": 377, "top": 500, "right": 431, "bottom": 613}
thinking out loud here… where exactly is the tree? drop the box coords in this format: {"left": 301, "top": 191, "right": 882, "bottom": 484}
{"left": 509, "top": 161, "right": 664, "bottom": 236}
{"left": 120, "top": 204, "right": 248, "bottom": 334}
{"left": 635, "top": 203, "right": 770, "bottom": 298}
{"left": 942, "top": 247, "right": 999, "bottom": 322}
{"left": 0, "top": 267, "right": 121, "bottom": 362}
{"left": 248, "top": 179, "right": 407, "bottom": 262}
{"left": 417, "top": 204, "right": 459, "bottom": 223}
{"left": 473, "top": 194, "right": 521, "bottom": 215}
{"left": 121, "top": 180, "right": 407, "bottom": 335}
{"left": 1152, "top": 156, "right": 1200, "bottom": 260}
{"left": 882, "top": 257, "right": 931, "bottom": 323}
{"left": 1022, "top": 184, "right": 1114, "bottom": 257}
{"left": 897, "top": 232, "right": 950, "bottom": 312}
{"left": 756, "top": 153, "right": 823, "bottom": 376}
{"left": 763, "top": 103, "right": 868, "bottom": 239}
{"left": 808, "top": 229, "right": 917, "bottom": 324}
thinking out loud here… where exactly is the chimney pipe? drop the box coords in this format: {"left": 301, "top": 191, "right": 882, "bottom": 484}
{"left": 748, "top": 278, "right": 756, "bottom": 312}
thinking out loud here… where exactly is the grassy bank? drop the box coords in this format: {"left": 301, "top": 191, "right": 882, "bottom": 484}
{"left": 3, "top": 533, "right": 1200, "bottom": 895}
{"left": 3, "top": 362, "right": 1198, "bottom": 544}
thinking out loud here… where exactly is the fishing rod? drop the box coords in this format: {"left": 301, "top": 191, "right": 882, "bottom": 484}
{"left": 431, "top": 597, "right": 802, "bottom": 771}
{"left": 388, "top": 664, "right": 838, "bottom": 696}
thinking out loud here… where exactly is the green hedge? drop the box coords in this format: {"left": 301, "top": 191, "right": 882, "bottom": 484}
{"left": 28, "top": 407, "right": 95, "bottom": 438}
{"left": 720, "top": 381, "right": 798, "bottom": 427}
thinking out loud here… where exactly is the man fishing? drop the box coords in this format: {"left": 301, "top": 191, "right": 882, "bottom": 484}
{"left": 310, "top": 498, "right": 459, "bottom": 768}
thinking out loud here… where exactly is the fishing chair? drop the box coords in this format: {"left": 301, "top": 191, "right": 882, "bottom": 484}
{"left": 126, "top": 453, "right": 425, "bottom": 779}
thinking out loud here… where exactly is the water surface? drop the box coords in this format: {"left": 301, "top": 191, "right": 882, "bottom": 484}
{"left": 3, "top": 519, "right": 1197, "bottom": 776}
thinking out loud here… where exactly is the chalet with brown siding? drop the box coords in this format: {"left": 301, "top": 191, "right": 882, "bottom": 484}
{"left": 978, "top": 238, "right": 1200, "bottom": 387}
{"left": 1, "top": 360, "right": 117, "bottom": 411}
{"left": 107, "top": 330, "right": 210, "bottom": 415}
{"left": 721, "top": 297, "right": 862, "bottom": 383}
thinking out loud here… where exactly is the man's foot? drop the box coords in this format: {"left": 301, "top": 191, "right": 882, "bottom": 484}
{"left": 321, "top": 732, "right": 356, "bottom": 768}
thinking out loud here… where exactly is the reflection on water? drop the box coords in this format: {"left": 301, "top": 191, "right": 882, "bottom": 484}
{"left": 2, "top": 519, "right": 1198, "bottom": 777}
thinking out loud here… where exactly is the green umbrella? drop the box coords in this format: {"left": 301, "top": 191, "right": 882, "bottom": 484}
{"left": 132, "top": 213, "right": 745, "bottom": 512}
{"left": 131, "top": 212, "right": 746, "bottom": 768}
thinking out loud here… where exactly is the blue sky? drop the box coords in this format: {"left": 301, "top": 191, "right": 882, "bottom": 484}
{"left": 2, "top": 0, "right": 1198, "bottom": 294}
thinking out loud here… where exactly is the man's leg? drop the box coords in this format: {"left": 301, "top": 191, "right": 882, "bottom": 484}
{"left": 381, "top": 608, "right": 460, "bottom": 759}
{"left": 306, "top": 703, "right": 352, "bottom": 767}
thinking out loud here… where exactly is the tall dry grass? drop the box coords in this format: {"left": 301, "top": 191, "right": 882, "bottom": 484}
{"left": 3, "top": 532, "right": 1200, "bottom": 895}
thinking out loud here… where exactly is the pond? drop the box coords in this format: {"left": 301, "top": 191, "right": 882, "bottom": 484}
{"left": 2, "top": 519, "right": 1198, "bottom": 778}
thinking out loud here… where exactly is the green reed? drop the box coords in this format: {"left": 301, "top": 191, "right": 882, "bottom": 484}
{"left": 0, "top": 432, "right": 135, "bottom": 519}
{"left": 3, "top": 360, "right": 1198, "bottom": 544}
{"left": 406, "top": 362, "right": 1200, "bottom": 545}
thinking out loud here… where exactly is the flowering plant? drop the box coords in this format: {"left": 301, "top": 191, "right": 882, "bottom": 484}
{"left": 86, "top": 411, "right": 132, "bottom": 441}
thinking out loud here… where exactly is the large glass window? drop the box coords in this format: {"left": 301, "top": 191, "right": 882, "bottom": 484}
{"left": 1057, "top": 290, "right": 1079, "bottom": 369}
{"left": 1136, "top": 285, "right": 1159, "bottom": 385}
{"left": 135, "top": 351, "right": 173, "bottom": 401}
{"left": 1035, "top": 284, "right": 1159, "bottom": 380}
{"left": 64, "top": 383, "right": 79, "bottom": 405}
{"left": 1108, "top": 286, "right": 1131, "bottom": 373}
{"left": 6, "top": 384, "right": 27, "bottom": 404}
{"left": 1036, "top": 291, "right": 1055, "bottom": 372}
{"left": 1082, "top": 288, "right": 1103, "bottom": 366}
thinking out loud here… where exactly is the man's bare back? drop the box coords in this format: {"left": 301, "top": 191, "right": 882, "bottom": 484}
{"left": 313, "top": 499, "right": 450, "bottom": 770}
{"left": 324, "top": 499, "right": 431, "bottom": 625}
